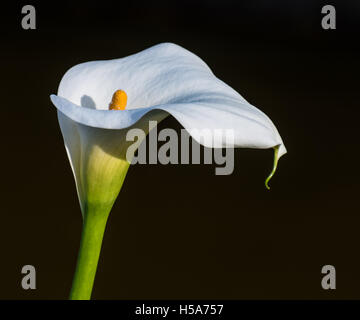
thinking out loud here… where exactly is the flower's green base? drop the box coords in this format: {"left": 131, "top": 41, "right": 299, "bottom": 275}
{"left": 68, "top": 147, "right": 131, "bottom": 300}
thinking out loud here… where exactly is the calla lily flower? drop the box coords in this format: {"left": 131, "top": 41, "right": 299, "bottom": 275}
{"left": 50, "top": 43, "right": 286, "bottom": 300}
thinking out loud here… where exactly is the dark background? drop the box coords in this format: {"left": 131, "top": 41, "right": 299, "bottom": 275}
{"left": 0, "top": 0, "right": 359, "bottom": 299}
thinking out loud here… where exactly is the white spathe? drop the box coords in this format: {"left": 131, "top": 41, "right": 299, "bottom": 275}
{"left": 51, "top": 43, "right": 286, "bottom": 213}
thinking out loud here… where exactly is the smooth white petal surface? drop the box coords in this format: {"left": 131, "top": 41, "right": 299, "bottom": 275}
{"left": 51, "top": 42, "right": 286, "bottom": 158}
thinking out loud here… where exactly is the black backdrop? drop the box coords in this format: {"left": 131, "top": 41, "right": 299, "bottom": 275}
{"left": 0, "top": 0, "right": 360, "bottom": 299}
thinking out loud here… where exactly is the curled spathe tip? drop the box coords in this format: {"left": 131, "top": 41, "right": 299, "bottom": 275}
{"left": 265, "top": 145, "right": 280, "bottom": 190}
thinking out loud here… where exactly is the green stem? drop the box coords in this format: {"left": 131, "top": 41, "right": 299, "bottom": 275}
{"left": 69, "top": 209, "right": 109, "bottom": 300}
